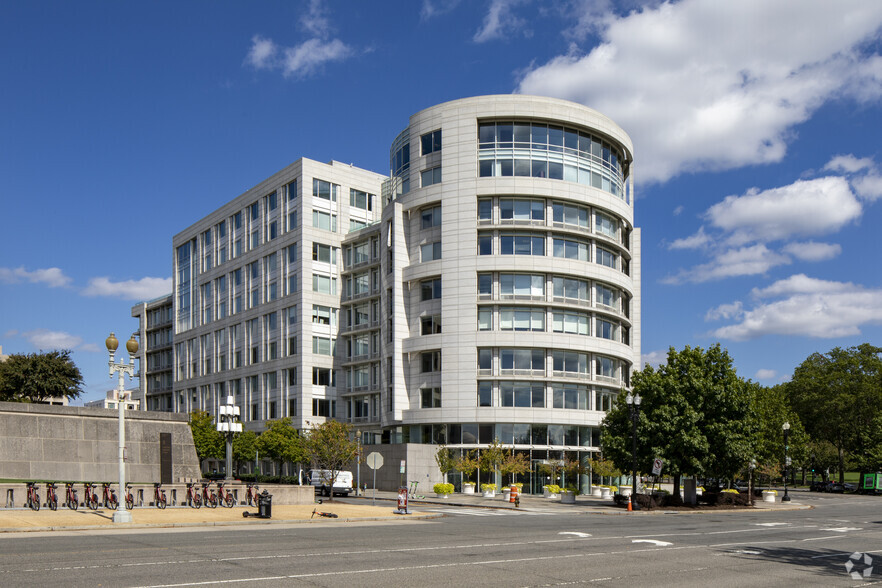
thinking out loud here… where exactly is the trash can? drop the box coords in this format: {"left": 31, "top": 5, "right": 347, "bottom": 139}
{"left": 258, "top": 490, "right": 272, "bottom": 518}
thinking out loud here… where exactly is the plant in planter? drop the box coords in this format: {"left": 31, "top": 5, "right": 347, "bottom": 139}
{"left": 481, "top": 483, "right": 497, "bottom": 496}
{"left": 543, "top": 484, "right": 561, "bottom": 497}
{"left": 561, "top": 485, "right": 578, "bottom": 503}
{"left": 433, "top": 483, "right": 454, "bottom": 497}
{"left": 454, "top": 449, "right": 479, "bottom": 493}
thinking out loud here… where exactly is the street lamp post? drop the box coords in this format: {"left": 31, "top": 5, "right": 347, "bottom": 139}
{"left": 106, "top": 332, "right": 138, "bottom": 524}
{"left": 217, "top": 395, "right": 242, "bottom": 480}
{"left": 356, "top": 429, "right": 361, "bottom": 496}
{"left": 625, "top": 392, "right": 642, "bottom": 510}
{"left": 782, "top": 422, "right": 791, "bottom": 502}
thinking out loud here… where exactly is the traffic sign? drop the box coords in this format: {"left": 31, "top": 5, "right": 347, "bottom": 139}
{"left": 366, "top": 452, "right": 384, "bottom": 470}
{"left": 651, "top": 458, "right": 664, "bottom": 476}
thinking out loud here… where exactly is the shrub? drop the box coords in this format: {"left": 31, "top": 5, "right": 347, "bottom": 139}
{"left": 544, "top": 484, "right": 561, "bottom": 494}
{"left": 433, "top": 483, "right": 454, "bottom": 494}
{"left": 481, "top": 483, "right": 497, "bottom": 492}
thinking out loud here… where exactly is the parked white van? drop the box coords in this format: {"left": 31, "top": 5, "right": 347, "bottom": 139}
{"left": 308, "top": 469, "right": 354, "bottom": 496}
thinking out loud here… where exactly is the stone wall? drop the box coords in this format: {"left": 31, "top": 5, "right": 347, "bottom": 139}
{"left": 350, "top": 444, "right": 442, "bottom": 493}
{"left": 0, "top": 401, "right": 200, "bottom": 483}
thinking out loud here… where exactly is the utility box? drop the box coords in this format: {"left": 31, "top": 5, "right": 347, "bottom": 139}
{"left": 862, "top": 473, "right": 882, "bottom": 494}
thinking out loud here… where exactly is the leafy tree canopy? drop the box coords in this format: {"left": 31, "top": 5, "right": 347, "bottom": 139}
{"left": 232, "top": 430, "right": 259, "bottom": 464}
{"left": 0, "top": 350, "right": 83, "bottom": 402}
{"left": 304, "top": 421, "right": 358, "bottom": 500}
{"left": 256, "top": 417, "right": 306, "bottom": 467}
{"left": 189, "top": 411, "right": 224, "bottom": 461}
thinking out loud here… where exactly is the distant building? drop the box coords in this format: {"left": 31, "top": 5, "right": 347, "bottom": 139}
{"left": 131, "top": 294, "right": 174, "bottom": 411}
{"left": 84, "top": 389, "right": 140, "bottom": 411}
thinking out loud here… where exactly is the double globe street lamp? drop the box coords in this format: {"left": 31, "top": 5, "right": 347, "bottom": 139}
{"left": 105, "top": 332, "right": 138, "bottom": 523}
{"left": 625, "top": 392, "right": 642, "bottom": 510}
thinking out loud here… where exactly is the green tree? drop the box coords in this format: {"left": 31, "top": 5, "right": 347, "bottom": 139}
{"left": 304, "top": 420, "right": 358, "bottom": 501}
{"left": 453, "top": 450, "right": 478, "bottom": 484}
{"left": 786, "top": 344, "right": 882, "bottom": 482}
{"left": 435, "top": 445, "right": 456, "bottom": 478}
{"left": 189, "top": 411, "right": 224, "bottom": 465}
{"left": 232, "top": 430, "right": 259, "bottom": 475}
{"left": 750, "top": 383, "right": 808, "bottom": 484}
{"left": 500, "top": 450, "right": 531, "bottom": 485}
{"left": 0, "top": 350, "right": 83, "bottom": 402}
{"left": 478, "top": 439, "right": 507, "bottom": 484}
{"left": 256, "top": 418, "right": 306, "bottom": 477}
{"left": 602, "top": 345, "right": 756, "bottom": 499}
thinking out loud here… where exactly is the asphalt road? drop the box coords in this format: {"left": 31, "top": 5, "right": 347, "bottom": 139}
{"left": 1, "top": 492, "right": 881, "bottom": 587}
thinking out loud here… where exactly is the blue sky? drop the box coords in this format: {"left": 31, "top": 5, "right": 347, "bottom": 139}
{"left": 2, "top": 0, "right": 882, "bottom": 404}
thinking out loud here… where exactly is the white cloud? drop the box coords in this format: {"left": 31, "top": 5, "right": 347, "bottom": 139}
{"left": 853, "top": 171, "right": 882, "bottom": 201}
{"left": 82, "top": 276, "right": 171, "bottom": 301}
{"left": 781, "top": 241, "right": 841, "bottom": 262}
{"left": 672, "top": 205, "right": 684, "bottom": 216}
{"left": 750, "top": 273, "right": 853, "bottom": 298}
{"left": 474, "top": 0, "right": 529, "bottom": 43}
{"left": 668, "top": 226, "right": 710, "bottom": 250}
{"left": 641, "top": 349, "right": 667, "bottom": 369}
{"left": 244, "top": 1, "right": 353, "bottom": 79}
{"left": 705, "top": 301, "right": 743, "bottom": 321}
{"left": 517, "top": 0, "right": 882, "bottom": 183}
{"left": 0, "top": 266, "right": 71, "bottom": 288}
{"left": 753, "top": 369, "right": 778, "bottom": 381}
{"left": 824, "top": 154, "right": 874, "bottom": 174}
{"left": 709, "top": 275, "right": 882, "bottom": 341}
{"left": 421, "top": 0, "right": 462, "bottom": 20}
{"left": 705, "top": 177, "right": 861, "bottom": 246}
{"left": 245, "top": 35, "right": 277, "bottom": 69}
{"left": 21, "top": 329, "right": 83, "bottom": 350}
{"left": 663, "top": 244, "right": 790, "bottom": 284}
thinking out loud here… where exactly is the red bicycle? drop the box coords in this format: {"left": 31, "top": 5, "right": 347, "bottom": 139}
{"left": 245, "top": 483, "right": 260, "bottom": 507}
{"left": 45, "top": 482, "right": 59, "bottom": 511}
{"left": 100, "top": 482, "right": 118, "bottom": 509}
{"left": 83, "top": 483, "right": 99, "bottom": 510}
{"left": 64, "top": 482, "right": 78, "bottom": 510}
{"left": 124, "top": 484, "right": 134, "bottom": 510}
{"left": 217, "top": 482, "right": 235, "bottom": 508}
{"left": 201, "top": 482, "right": 218, "bottom": 508}
{"left": 153, "top": 483, "right": 167, "bottom": 509}
{"left": 185, "top": 482, "right": 202, "bottom": 508}
{"left": 25, "top": 482, "right": 40, "bottom": 511}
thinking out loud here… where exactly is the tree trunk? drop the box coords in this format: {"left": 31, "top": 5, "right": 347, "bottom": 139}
{"left": 673, "top": 473, "right": 681, "bottom": 500}
{"left": 838, "top": 445, "right": 846, "bottom": 483}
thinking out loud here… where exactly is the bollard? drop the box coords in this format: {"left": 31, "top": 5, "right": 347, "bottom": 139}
{"left": 510, "top": 485, "right": 519, "bottom": 503}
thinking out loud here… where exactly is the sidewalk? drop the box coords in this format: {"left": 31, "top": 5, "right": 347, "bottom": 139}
{"left": 0, "top": 491, "right": 809, "bottom": 533}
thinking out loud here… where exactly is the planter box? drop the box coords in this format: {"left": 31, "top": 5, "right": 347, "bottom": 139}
{"left": 436, "top": 493, "right": 449, "bottom": 499}
{"left": 620, "top": 487, "right": 632, "bottom": 497}
{"left": 462, "top": 484, "right": 476, "bottom": 495}
{"left": 561, "top": 491, "right": 576, "bottom": 504}
{"left": 502, "top": 491, "right": 511, "bottom": 501}
{"left": 762, "top": 491, "right": 777, "bottom": 503}
{"left": 592, "top": 487, "right": 603, "bottom": 497}
{"left": 482, "top": 491, "right": 495, "bottom": 498}
{"left": 600, "top": 488, "right": 612, "bottom": 499}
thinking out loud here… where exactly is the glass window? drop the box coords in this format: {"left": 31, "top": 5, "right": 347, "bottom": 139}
{"left": 477, "top": 308, "right": 492, "bottom": 331}
{"left": 477, "top": 273, "right": 492, "bottom": 298}
{"left": 421, "top": 205, "right": 441, "bottom": 228}
{"left": 421, "top": 129, "right": 442, "bottom": 155}
{"left": 553, "top": 351, "right": 588, "bottom": 374}
{"left": 421, "top": 242, "right": 441, "bottom": 262}
{"left": 597, "top": 319, "right": 615, "bottom": 340}
{"left": 267, "top": 191, "right": 277, "bottom": 211}
{"left": 595, "top": 283, "right": 618, "bottom": 308}
{"left": 250, "top": 202, "right": 259, "bottom": 221}
{"left": 312, "top": 274, "right": 337, "bottom": 295}
{"left": 421, "top": 387, "right": 442, "bottom": 408}
{"left": 232, "top": 212, "right": 242, "bottom": 230}
{"left": 421, "top": 315, "right": 442, "bottom": 335}
{"left": 596, "top": 247, "right": 616, "bottom": 268}
{"left": 420, "top": 350, "right": 441, "bottom": 373}
{"left": 500, "top": 234, "right": 544, "bottom": 255}
{"left": 552, "top": 310, "right": 590, "bottom": 335}
{"left": 313, "top": 242, "right": 336, "bottom": 264}
{"left": 313, "top": 179, "right": 336, "bottom": 201}
{"left": 312, "top": 210, "right": 337, "bottom": 232}
{"left": 499, "top": 274, "right": 544, "bottom": 298}
{"left": 478, "top": 348, "right": 492, "bottom": 371}
{"left": 350, "top": 189, "right": 373, "bottom": 211}
{"left": 552, "top": 202, "right": 589, "bottom": 228}
{"left": 596, "top": 355, "right": 617, "bottom": 379}
{"left": 500, "top": 348, "right": 544, "bottom": 372}
{"left": 478, "top": 382, "right": 492, "bottom": 406}
{"left": 499, "top": 308, "right": 545, "bottom": 331}
{"left": 420, "top": 278, "right": 442, "bottom": 301}
{"left": 478, "top": 234, "right": 492, "bottom": 255}
{"left": 312, "top": 336, "right": 334, "bottom": 356}
{"left": 500, "top": 199, "right": 544, "bottom": 221}
{"left": 553, "top": 237, "right": 589, "bottom": 261}
{"left": 553, "top": 276, "right": 589, "bottom": 302}
{"left": 595, "top": 212, "right": 618, "bottom": 238}
{"left": 286, "top": 305, "right": 298, "bottom": 325}
{"left": 421, "top": 166, "right": 442, "bottom": 187}
{"left": 552, "top": 384, "right": 588, "bottom": 410}
{"left": 500, "top": 381, "right": 544, "bottom": 408}
{"left": 286, "top": 179, "right": 297, "bottom": 201}
{"left": 478, "top": 199, "right": 492, "bottom": 221}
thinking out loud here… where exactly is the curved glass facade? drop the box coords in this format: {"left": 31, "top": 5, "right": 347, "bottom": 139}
{"left": 478, "top": 121, "right": 627, "bottom": 200}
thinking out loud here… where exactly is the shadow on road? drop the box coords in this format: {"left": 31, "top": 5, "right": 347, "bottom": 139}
{"left": 730, "top": 546, "right": 869, "bottom": 581}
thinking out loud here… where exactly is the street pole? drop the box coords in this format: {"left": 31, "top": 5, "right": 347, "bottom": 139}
{"left": 782, "top": 422, "right": 791, "bottom": 502}
{"left": 626, "top": 393, "right": 641, "bottom": 510}
{"left": 106, "top": 332, "right": 138, "bottom": 524}
{"left": 217, "top": 396, "right": 241, "bottom": 480}
{"left": 356, "top": 429, "right": 361, "bottom": 496}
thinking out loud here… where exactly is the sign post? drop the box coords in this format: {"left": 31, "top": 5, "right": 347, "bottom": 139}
{"left": 366, "top": 452, "right": 384, "bottom": 507}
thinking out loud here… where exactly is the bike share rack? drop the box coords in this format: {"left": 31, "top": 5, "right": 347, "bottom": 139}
{"left": 5, "top": 489, "right": 13, "bottom": 509}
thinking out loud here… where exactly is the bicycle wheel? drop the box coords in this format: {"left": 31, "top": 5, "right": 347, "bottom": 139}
{"left": 31, "top": 496, "right": 40, "bottom": 511}
{"left": 48, "top": 495, "right": 57, "bottom": 511}
{"left": 69, "top": 493, "right": 79, "bottom": 510}
{"left": 207, "top": 493, "right": 217, "bottom": 508}
{"left": 126, "top": 495, "right": 134, "bottom": 510}
{"left": 157, "top": 493, "right": 167, "bottom": 509}
{"left": 109, "top": 495, "right": 118, "bottom": 510}
{"left": 193, "top": 493, "right": 202, "bottom": 508}
{"left": 88, "top": 495, "right": 98, "bottom": 510}
{"left": 223, "top": 493, "right": 234, "bottom": 508}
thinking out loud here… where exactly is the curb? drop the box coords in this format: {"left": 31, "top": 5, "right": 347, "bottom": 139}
{"left": 0, "top": 512, "right": 443, "bottom": 533}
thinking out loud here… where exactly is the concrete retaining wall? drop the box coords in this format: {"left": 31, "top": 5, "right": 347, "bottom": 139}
{"left": 350, "top": 444, "right": 442, "bottom": 493}
{"left": 0, "top": 401, "right": 200, "bottom": 483}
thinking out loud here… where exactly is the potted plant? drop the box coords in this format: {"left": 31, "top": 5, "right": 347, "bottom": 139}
{"left": 561, "top": 486, "right": 577, "bottom": 504}
{"left": 454, "top": 450, "right": 478, "bottom": 494}
{"left": 543, "top": 484, "right": 561, "bottom": 498}
{"left": 433, "top": 483, "right": 454, "bottom": 498}
{"left": 481, "top": 483, "right": 497, "bottom": 497}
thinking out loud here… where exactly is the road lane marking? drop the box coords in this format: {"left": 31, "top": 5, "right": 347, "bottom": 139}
{"left": 632, "top": 539, "right": 672, "bottom": 546}
{"left": 559, "top": 532, "right": 592, "bottom": 538}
